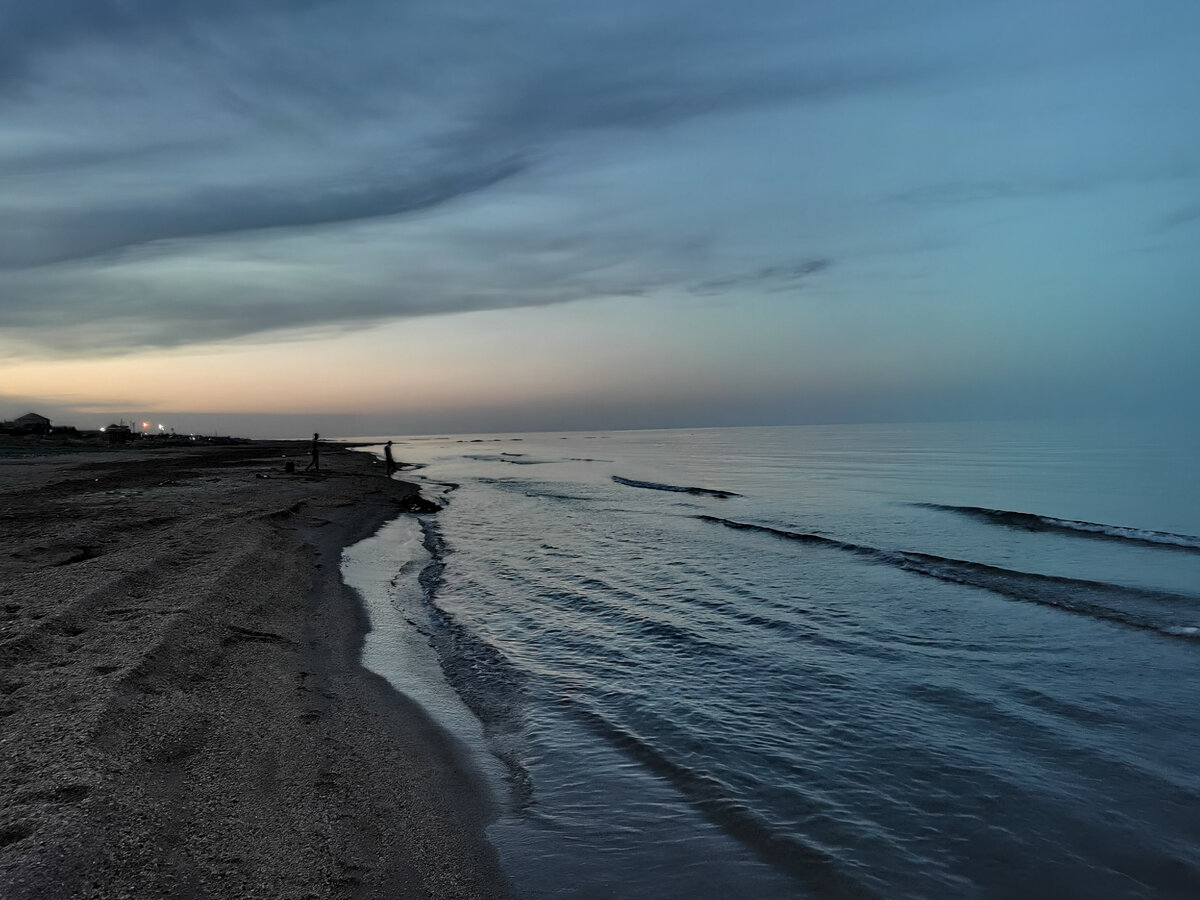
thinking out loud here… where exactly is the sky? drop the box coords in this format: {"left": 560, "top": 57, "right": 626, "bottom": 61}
{"left": 1, "top": 0, "right": 1197, "bottom": 437}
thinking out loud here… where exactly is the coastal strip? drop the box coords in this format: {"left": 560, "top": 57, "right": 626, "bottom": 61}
{"left": 0, "top": 442, "right": 511, "bottom": 899}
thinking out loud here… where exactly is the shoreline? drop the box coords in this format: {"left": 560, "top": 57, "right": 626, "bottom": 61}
{"left": 0, "top": 442, "right": 511, "bottom": 898}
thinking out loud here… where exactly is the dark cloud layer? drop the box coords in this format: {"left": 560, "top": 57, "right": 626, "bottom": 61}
{"left": 3, "top": 155, "right": 526, "bottom": 268}
{"left": 0, "top": 0, "right": 332, "bottom": 85}
{"left": 1, "top": 0, "right": 1197, "bottom": 369}
{"left": 0, "top": 0, "right": 934, "bottom": 352}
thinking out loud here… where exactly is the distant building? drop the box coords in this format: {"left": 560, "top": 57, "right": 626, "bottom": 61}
{"left": 104, "top": 423, "right": 133, "bottom": 444}
{"left": 11, "top": 412, "right": 51, "bottom": 434}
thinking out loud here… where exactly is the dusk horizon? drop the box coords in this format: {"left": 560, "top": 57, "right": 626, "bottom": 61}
{"left": 3, "top": 402, "right": 1190, "bottom": 443}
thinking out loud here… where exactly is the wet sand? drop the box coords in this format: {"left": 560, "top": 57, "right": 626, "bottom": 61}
{"left": 0, "top": 442, "right": 511, "bottom": 899}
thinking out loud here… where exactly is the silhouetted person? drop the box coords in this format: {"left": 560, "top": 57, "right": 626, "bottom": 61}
{"left": 305, "top": 432, "right": 320, "bottom": 472}
{"left": 384, "top": 440, "right": 397, "bottom": 477}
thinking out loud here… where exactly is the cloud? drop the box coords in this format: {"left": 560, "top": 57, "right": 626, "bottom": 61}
{"left": 0, "top": 0, "right": 332, "bottom": 87}
{"left": 890, "top": 181, "right": 1038, "bottom": 206}
{"left": 1, "top": 154, "right": 527, "bottom": 268}
{"left": 1156, "top": 203, "right": 1200, "bottom": 231}
{"left": 4, "top": 0, "right": 1194, "bottom": 370}
{"left": 890, "top": 165, "right": 1200, "bottom": 209}
{"left": 0, "top": 0, "right": 930, "bottom": 354}
{"left": 690, "top": 259, "right": 832, "bottom": 295}
{"left": 0, "top": 217, "right": 718, "bottom": 354}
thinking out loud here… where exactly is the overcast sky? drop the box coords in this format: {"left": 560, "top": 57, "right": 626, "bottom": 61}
{"left": 1, "top": 0, "right": 1197, "bottom": 436}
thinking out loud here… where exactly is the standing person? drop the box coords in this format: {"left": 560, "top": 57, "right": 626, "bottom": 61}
{"left": 384, "top": 440, "right": 397, "bottom": 477}
{"left": 304, "top": 432, "right": 321, "bottom": 472}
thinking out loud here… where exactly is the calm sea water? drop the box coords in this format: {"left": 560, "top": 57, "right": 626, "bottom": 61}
{"left": 342, "top": 421, "right": 1200, "bottom": 899}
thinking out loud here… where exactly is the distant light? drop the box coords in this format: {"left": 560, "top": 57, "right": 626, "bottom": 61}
{"left": 142, "top": 421, "right": 150, "bottom": 429}
{"left": 99, "top": 427, "right": 106, "bottom": 433}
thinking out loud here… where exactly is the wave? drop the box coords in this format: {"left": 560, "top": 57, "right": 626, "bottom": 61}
{"left": 698, "top": 516, "right": 1200, "bottom": 641}
{"left": 417, "top": 519, "right": 532, "bottom": 804}
{"left": 569, "top": 703, "right": 876, "bottom": 899}
{"left": 464, "top": 453, "right": 550, "bottom": 466}
{"left": 477, "top": 476, "right": 595, "bottom": 503}
{"left": 915, "top": 503, "right": 1200, "bottom": 553}
{"left": 523, "top": 490, "right": 596, "bottom": 502}
{"left": 613, "top": 475, "right": 741, "bottom": 499}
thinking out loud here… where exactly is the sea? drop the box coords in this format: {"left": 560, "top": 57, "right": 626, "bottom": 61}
{"left": 339, "top": 421, "right": 1200, "bottom": 899}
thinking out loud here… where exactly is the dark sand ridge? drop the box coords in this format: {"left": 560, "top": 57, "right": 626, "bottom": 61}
{"left": 0, "top": 442, "right": 512, "bottom": 899}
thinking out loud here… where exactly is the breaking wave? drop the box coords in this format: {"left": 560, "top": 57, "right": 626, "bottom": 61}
{"left": 417, "top": 519, "right": 532, "bottom": 804}
{"left": 698, "top": 516, "right": 1200, "bottom": 641}
{"left": 613, "top": 475, "right": 740, "bottom": 499}
{"left": 916, "top": 504, "right": 1200, "bottom": 552}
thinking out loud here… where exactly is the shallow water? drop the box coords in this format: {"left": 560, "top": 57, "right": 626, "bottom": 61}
{"left": 344, "top": 421, "right": 1200, "bottom": 899}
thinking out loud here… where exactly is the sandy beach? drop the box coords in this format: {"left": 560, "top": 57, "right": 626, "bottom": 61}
{"left": 0, "top": 441, "right": 511, "bottom": 899}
